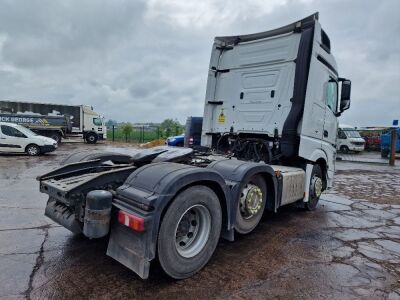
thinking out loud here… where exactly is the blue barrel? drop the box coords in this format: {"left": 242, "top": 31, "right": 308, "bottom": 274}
{"left": 83, "top": 190, "right": 113, "bottom": 239}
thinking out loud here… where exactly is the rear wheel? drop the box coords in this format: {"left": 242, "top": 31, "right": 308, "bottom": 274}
{"left": 340, "top": 145, "right": 349, "bottom": 154}
{"left": 85, "top": 133, "right": 98, "bottom": 144}
{"left": 26, "top": 144, "right": 40, "bottom": 156}
{"left": 381, "top": 149, "right": 389, "bottom": 158}
{"left": 305, "top": 164, "right": 323, "bottom": 211}
{"left": 157, "top": 186, "right": 222, "bottom": 279}
{"left": 235, "top": 174, "right": 266, "bottom": 234}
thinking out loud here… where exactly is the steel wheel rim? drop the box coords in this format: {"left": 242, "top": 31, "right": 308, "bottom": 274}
{"left": 175, "top": 204, "right": 211, "bottom": 258}
{"left": 311, "top": 175, "right": 323, "bottom": 198}
{"left": 239, "top": 183, "right": 263, "bottom": 219}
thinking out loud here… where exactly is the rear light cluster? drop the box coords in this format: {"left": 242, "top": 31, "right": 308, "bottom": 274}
{"left": 118, "top": 210, "right": 145, "bottom": 232}
{"left": 189, "top": 136, "right": 194, "bottom": 145}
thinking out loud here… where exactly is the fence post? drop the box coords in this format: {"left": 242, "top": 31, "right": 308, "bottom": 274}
{"left": 389, "top": 128, "right": 397, "bottom": 166}
{"left": 112, "top": 125, "right": 115, "bottom": 142}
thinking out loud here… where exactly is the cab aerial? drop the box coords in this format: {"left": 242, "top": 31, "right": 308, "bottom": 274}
{"left": 0, "top": 122, "right": 58, "bottom": 156}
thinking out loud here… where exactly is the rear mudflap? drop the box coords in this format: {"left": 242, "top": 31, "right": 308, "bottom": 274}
{"left": 106, "top": 218, "right": 154, "bottom": 279}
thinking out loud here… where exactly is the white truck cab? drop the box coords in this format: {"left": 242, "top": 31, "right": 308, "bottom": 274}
{"left": 0, "top": 122, "right": 57, "bottom": 155}
{"left": 337, "top": 124, "right": 365, "bottom": 153}
{"left": 202, "top": 13, "right": 351, "bottom": 190}
{"left": 81, "top": 105, "right": 107, "bottom": 143}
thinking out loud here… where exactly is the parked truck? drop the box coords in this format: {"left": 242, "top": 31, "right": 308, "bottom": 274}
{"left": 0, "top": 100, "right": 107, "bottom": 143}
{"left": 37, "top": 13, "right": 351, "bottom": 280}
{"left": 380, "top": 127, "right": 400, "bottom": 158}
{"left": 184, "top": 116, "right": 203, "bottom": 147}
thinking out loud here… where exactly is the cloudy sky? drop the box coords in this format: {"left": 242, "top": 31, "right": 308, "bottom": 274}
{"left": 0, "top": 0, "right": 398, "bottom": 126}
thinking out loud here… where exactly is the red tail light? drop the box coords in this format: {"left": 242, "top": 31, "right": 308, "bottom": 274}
{"left": 189, "top": 136, "right": 194, "bottom": 145}
{"left": 118, "top": 210, "right": 145, "bottom": 232}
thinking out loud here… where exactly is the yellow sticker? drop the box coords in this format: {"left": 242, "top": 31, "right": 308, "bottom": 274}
{"left": 218, "top": 109, "right": 225, "bottom": 124}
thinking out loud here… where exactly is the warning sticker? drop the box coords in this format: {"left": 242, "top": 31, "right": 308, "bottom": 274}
{"left": 218, "top": 110, "right": 225, "bottom": 124}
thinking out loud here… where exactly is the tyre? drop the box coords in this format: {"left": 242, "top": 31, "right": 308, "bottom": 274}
{"left": 340, "top": 145, "right": 349, "bottom": 154}
{"left": 235, "top": 174, "right": 267, "bottom": 234}
{"left": 26, "top": 144, "right": 40, "bottom": 156}
{"left": 381, "top": 149, "right": 389, "bottom": 158}
{"left": 85, "top": 133, "right": 98, "bottom": 144}
{"left": 305, "top": 164, "right": 323, "bottom": 211}
{"left": 157, "top": 185, "right": 222, "bottom": 279}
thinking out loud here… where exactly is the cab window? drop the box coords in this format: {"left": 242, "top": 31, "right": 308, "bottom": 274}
{"left": 93, "top": 118, "right": 103, "bottom": 126}
{"left": 337, "top": 129, "right": 346, "bottom": 139}
{"left": 1, "top": 125, "right": 27, "bottom": 138}
{"left": 326, "top": 80, "right": 338, "bottom": 112}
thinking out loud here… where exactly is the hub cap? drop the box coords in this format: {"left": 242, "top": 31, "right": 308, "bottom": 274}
{"left": 240, "top": 184, "right": 263, "bottom": 219}
{"left": 27, "top": 146, "right": 38, "bottom": 155}
{"left": 311, "top": 176, "right": 323, "bottom": 198}
{"left": 175, "top": 204, "right": 211, "bottom": 258}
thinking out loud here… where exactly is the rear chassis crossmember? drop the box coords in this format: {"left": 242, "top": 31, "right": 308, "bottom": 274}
{"left": 39, "top": 159, "right": 137, "bottom": 225}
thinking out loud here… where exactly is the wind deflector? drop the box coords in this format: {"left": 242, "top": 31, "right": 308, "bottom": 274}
{"left": 280, "top": 16, "right": 317, "bottom": 160}
{"left": 215, "top": 13, "right": 319, "bottom": 45}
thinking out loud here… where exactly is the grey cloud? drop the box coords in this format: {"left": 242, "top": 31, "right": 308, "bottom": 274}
{"left": 0, "top": 0, "right": 398, "bottom": 126}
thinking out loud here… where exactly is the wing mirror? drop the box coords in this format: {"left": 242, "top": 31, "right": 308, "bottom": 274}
{"left": 339, "top": 79, "right": 351, "bottom": 112}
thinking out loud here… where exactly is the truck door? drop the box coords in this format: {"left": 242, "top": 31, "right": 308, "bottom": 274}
{"left": 0, "top": 125, "right": 26, "bottom": 153}
{"left": 322, "top": 79, "right": 338, "bottom": 148}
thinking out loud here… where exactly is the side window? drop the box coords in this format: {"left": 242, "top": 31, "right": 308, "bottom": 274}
{"left": 326, "top": 79, "right": 338, "bottom": 112}
{"left": 1, "top": 125, "right": 27, "bottom": 138}
{"left": 93, "top": 118, "right": 102, "bottom": 126}
{"left": 337, "top": 129, "right": 346, "bottom": 139}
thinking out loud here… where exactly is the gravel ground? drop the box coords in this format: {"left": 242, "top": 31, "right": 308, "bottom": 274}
{"left": 0, "top": 143, "right": 399, "bottom": 300}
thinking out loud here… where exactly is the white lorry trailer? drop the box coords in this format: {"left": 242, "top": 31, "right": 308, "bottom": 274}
{"left": 0, "top": 100, "right": 107, "bottom": 143}
{"left": 37, "top": 13, "right": 351, "bottom": 279}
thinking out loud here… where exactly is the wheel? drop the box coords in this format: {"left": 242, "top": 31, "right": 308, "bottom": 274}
{"left": 50, "top": 133, "right": 61, "bottom": 144}
{"left": 305, "top": 164, "right": 323, "bottom": 211}
{"left": 85, "top": 133, "right": 98, "bottom": 144}
{"left": 235, "top": 174, "right": 266, "bottom": 234}
{"left": 157, "top": 185, "right": 222, "bottom": 279}
{"left": 340, "top": 145, "right": 349, "bottom": 154}
{"left": 381, "top": 149, "right": 389, "bottom": 158}
{"left": 26, "top": 144, "right": 40, "bottom": 156}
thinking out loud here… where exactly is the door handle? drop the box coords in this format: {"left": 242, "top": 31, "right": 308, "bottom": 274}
{"left": 324, "top": 130, "right": 329, "bottom": 137}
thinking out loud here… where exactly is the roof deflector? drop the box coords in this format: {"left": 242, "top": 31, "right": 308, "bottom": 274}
{"left": 215, "top": 12, "right": 319, "bottom": 45}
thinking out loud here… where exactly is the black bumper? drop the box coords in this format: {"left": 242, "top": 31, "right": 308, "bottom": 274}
{"left": 40, "top": 145, "right": 57, "bottom": 153}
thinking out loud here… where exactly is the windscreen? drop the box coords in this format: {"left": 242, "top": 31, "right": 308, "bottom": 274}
{"left": 344, "top": 130, "right": 361, "bottom": 138}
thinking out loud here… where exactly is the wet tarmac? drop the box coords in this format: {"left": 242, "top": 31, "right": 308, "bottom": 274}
{"left": 0, "top": 143, "right": 399, "bottom": 299}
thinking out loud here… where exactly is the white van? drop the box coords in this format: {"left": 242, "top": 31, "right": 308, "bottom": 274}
{"left": 337, "top": 124, "right": 365, "bottom": 153}
{"left": 0, "top": 122, "right": 58, "bottom": 156}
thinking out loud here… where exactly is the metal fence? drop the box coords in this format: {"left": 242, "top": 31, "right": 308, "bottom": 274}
{"left": 107, "top": 125, "right": 182, "bottom": 143}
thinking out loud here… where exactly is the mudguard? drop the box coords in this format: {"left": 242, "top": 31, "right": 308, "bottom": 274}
{"left": 207, "top": 159, "right": 279, "bottom": 234}
{"left": 106, "top": 162, "right": 230, "bottom": 279}
{"left": 61, "top": 151, "right": 133, "bottom": 165}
